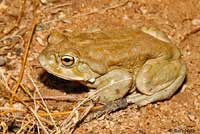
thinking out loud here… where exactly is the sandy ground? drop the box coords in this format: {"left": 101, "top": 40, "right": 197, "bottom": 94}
{"left": 0, "top": 0, "right": 200, "bottom": 133}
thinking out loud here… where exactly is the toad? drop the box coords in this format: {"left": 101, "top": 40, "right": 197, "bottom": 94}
{"left": 39, "top": 27, "right": 186, "bottom": 106}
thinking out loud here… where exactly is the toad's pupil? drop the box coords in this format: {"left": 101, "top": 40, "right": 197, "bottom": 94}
{"left": 63, "top": 58, "right": 71, "bottom": 62}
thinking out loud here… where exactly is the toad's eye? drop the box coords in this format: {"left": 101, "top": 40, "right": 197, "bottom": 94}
{"left": 61, "top": 55, "right": 75, "bottom": 67}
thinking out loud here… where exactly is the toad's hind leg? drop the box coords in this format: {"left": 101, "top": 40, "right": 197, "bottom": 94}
{"left": 129, "top": 59, "right": 186, "bottom": 106}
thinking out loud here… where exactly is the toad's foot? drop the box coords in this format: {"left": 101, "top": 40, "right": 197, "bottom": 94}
{"left": 84, "top": 98, "right": 128, "bottom": 122}
{"left": 131, "top": 59, "right": 186, "bottom": 106}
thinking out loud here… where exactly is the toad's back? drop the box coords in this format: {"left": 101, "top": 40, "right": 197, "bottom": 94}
{"left": 64, "top": 29, "right": 181, "bottom": 69}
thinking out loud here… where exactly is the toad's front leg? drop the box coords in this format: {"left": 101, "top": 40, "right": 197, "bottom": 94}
{"left": 128, "top": 58, "right": 186, "bottom": 106}
{"left": 91, "top": 69, "right": 133, "bottom": 103}
{"left": 84, "top": 70, "right": 132, "bottom": 122}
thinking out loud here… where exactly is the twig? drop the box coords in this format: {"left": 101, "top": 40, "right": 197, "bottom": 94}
{"left": 36, "top": 122, "right": 40, "bottom": 134}
{"left": 180, "top": 27, "right": 200, "bottom": 43}
{"left": 16, "top": 118, "right": 34, "bottom": 134}
{"left": 30, "top": 108, "right": 49, "bottom": 134}
{"left": 44, "top": 1, "right": 72, "bottom": 10}
{"left": 27, "top": 121, "right": 36, "bottom": 134}
{"left": 38, "top": 0, "right": 130, "bottom": 27}
{"left": 27, "top": 121, "right": 37, "bottom": 134}
{"left": 69, "top": 103, "right": 94, "bottom": 134}
{"left": 22, "top": 95, "right": 82, "bottom": 102}
{"left": 0, "top": 107, "right": 26, "bottom": 113}
{"left": 0, "top": 121, "right": 8, "bottom": 134}
{"left": 0, "top": 69, "right": 29, "bottom": 109}
{"left": 10, "top": 0, "right": 37, "bottom": 104}
{"left": 12, "top": 76, "right": 50, "bottom": 115}
{"left": 17, "top": 0, "right": 26, "bottom": 25}
{"left": 72, "top": 0, "right": 130, "bottom": 18}
{"left": 28, "top": 73, "right": 59, "bottom": 132}
{"left": 10, "top": 75, "right": 35, "bottom": 101}
{"left": 60, "top": 78, "right": 132, "bottom": 133}
{"left": 11, "top": 74, "right": 56, "bottom": 113}
{"left": 0, "top": 28, "right": 26, "bottom": 42}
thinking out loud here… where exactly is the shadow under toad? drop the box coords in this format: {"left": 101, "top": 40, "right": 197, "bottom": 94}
{"left": 38, "top": 71, "right": 89, "bottom": 94}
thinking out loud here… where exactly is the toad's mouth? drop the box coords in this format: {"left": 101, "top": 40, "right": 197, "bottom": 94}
{"left": 39, "top": 54, "right": 85, "bottom": 81}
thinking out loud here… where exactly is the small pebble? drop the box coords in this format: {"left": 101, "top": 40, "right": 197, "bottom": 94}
{"left": 40, "top": 0, "right": 48, "bottom": 4}
{"left": 0, "top": 56, "right": 6, "bottom": 66}
{"left": 127, "top": 1, "right": 133, "bottom": 8}
{"left": 36, "top": 36, "right": 45, "bottom": 46}
{"left": 140, "top": 6, "right": 148, "bottom": 14}
{"left": 13, "top": 102, "right": 25, "bottom": 110}
{"left": 122, "top": 15, "right": 129, "bottom": 20}
{"left": 192, "top": 19, "right": 200, "bottom": 26}
{"left": 187, "top": 112, "right": 197, "bottom": 122}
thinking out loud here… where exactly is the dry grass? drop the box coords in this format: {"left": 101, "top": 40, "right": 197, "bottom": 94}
{"left": 0, "top": 0, "right": 132, "bottom": 133}
{"left": 0, "top": 0, "right": 200, "bottom": 133}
